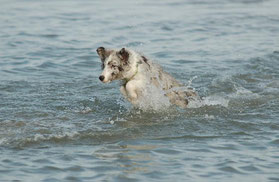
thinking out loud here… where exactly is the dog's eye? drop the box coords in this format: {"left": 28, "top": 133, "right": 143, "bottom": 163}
{"left": 112, "top": 65, "right": 117, "bottom": 68}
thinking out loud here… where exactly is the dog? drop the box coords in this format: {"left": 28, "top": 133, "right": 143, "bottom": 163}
{"left": 96, "top": 47, "right": 198, "bottom": 108}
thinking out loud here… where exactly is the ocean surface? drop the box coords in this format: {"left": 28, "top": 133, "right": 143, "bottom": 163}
{"left": 1, "top": 0, "right": 279, "bottom": 181}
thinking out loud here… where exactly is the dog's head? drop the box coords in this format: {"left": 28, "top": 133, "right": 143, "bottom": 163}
{"left": 96, "top": 47, "right": 130, "bottom": 83}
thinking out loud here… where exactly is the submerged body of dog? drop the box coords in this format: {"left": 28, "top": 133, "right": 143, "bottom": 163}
{"left": 96, "top": 47, "right": 198, "bottom": 108}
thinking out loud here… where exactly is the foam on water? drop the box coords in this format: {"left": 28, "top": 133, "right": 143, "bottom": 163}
{"left": 188, "top": 95, "right": 230, "bottom": 108}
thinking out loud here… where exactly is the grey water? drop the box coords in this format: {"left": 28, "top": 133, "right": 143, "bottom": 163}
{"left": 1, "top": 0, "right": 279, "bottom": 181}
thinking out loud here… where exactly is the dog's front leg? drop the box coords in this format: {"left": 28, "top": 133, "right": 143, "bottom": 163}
{"left": 125, "top": 81, "right": 139, "bottom": 105}
{"left": 120, "top": 85, "right": 128, "bottom": 98}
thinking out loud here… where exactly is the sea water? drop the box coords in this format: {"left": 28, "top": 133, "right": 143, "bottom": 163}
{"left": 0, "top": 0, "right": 279, "bottom": 181}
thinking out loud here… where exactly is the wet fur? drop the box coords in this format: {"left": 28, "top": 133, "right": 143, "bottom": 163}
{"left": 96, "top": 47, "right": 198, "bottom": 108}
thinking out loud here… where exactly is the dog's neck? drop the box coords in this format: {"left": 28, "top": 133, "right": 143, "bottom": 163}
{"left": 122, "top": 61, "right": 140, "bottom": 86}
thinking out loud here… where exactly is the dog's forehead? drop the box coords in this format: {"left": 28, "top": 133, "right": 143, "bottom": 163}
{"left": 105, "top": 52, "right": 121, "bottom": 64}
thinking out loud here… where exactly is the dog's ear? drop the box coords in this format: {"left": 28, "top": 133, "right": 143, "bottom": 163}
{"left": 96, "top": 47, "right": 111, "bottom": 62}
{"left": 117, "top": 48, "right": 129, "bottom": 64}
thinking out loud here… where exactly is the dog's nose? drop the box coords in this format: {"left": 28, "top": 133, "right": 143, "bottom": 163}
{"left": 99, "top": 75, "right": 105, "bottom": 81}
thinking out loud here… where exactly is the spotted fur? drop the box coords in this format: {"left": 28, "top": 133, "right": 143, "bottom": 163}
{"left": 96, "top": 47, "right": 198, "bottom": 108}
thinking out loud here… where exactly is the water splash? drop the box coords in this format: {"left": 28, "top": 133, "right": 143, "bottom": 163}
{"left": 186, "top": 75, "right": 198, "bottom": 88}
{"left": 136, "top": 74, "right": 230, "bottom": 110}
{"left": 129, "top": 76, "right": 203, "bottom": 111}
{"left": 136, "top": 83, "right": 172, "bottom": 111}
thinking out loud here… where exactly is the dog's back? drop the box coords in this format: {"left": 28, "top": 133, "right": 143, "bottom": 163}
{"left": 145, "top": 61, "right": 198, "bottom": 108}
